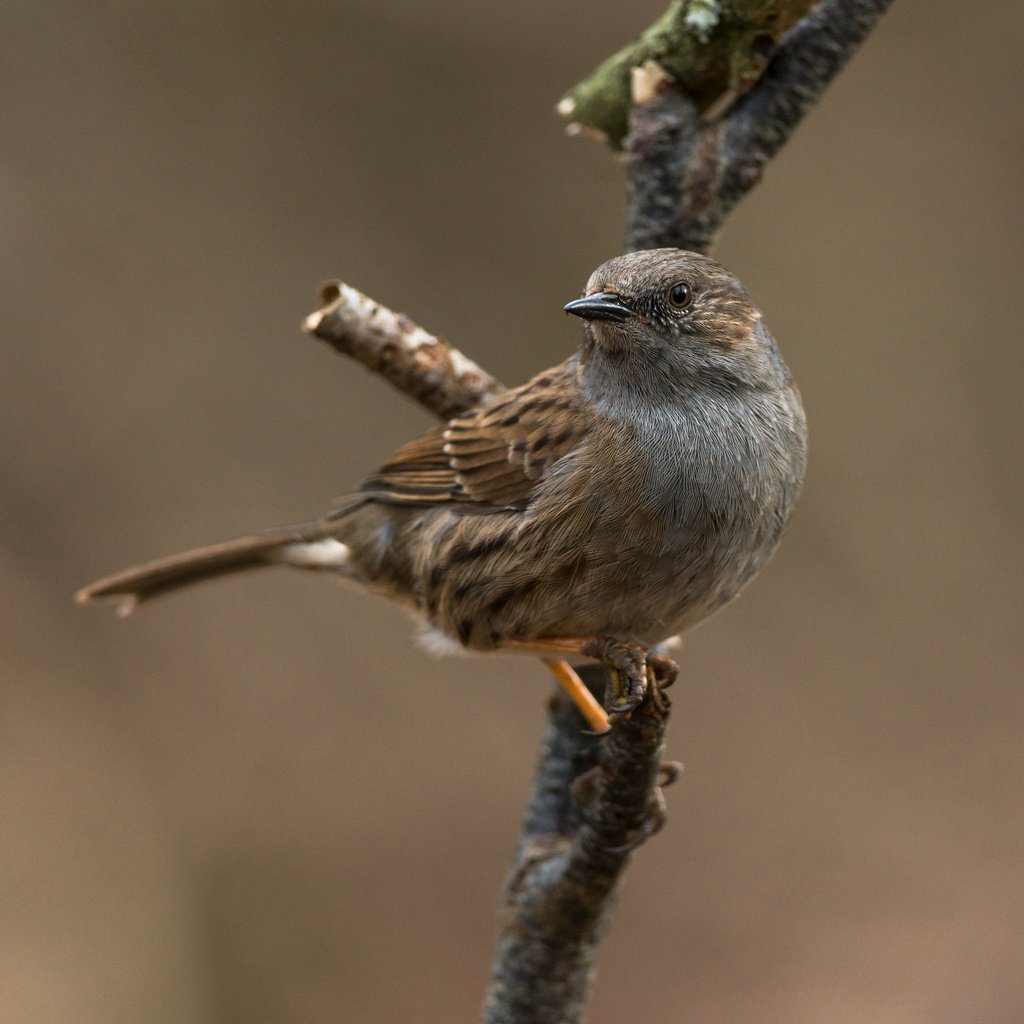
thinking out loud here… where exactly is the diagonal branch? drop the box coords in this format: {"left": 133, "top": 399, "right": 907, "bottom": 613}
{"left": 626, "top": 0, "right": 895, "bottom": 253}
{"left": 718, "top": 0, "right": 895, "bottom": 224}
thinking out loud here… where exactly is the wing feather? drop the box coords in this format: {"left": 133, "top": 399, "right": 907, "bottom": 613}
{"left": 357, "top": 358, "right": 589, "bottom": 510}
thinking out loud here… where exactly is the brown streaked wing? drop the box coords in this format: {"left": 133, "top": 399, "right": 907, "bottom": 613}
{"left": 358, "top": 360, "right": 590, "bottom": 509}
{"left": 357, "top": 426, "right": 457, "bottom": 504}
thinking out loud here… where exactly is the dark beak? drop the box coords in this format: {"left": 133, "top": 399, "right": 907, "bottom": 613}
{"left": 563, "top": 292, "right": 632, "bottom": 324}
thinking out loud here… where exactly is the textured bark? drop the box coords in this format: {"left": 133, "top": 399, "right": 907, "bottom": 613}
{"left": 558, "top": 0, "right": 817, "bottom": 148}
{"left": 304, "top": 280, "right": 503, "bottom": 420}
{"left": 625, "top": 0, "right": 895, "bottom": 253}
{"left": 482, "top": 668, "right": 670, "bottom": 1024}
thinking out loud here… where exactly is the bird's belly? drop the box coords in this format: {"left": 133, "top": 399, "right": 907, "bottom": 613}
{"left": 423, "top": 503, "right": 779, "bottom": 650}
{"left": 531, "top": 523, "right": 774, "bottom": 645}
{"left": 402, "top": 417, "right": 798, "bottom": 651}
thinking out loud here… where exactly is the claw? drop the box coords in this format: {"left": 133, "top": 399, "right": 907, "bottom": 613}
{"left": 607, "top": 684, "right": 643, "bottom": 716}
{"left": 647, "top": 653, "right": 679, "bottom": 689}
{"left": 657, "top": 760, "right": 684, "bottom": 788}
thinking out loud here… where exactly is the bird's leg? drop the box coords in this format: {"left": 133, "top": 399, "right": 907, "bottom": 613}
{"left": 540, "top": 657, "right": 610, "bottom": 735}
{"left": 504, "top": 635, "right": 678, "bottom": 721}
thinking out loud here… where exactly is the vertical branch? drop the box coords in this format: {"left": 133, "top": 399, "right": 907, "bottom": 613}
{"left": 624, "top": 84, "right": 707, "bottom": 252}
{"left": 484, "top": 1, "right": 895, "bottom": 1020}
{"left": 483, "top": 668, "right": 670, "bottom": 1024}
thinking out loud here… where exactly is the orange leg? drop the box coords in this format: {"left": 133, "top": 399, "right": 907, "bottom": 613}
{"left": 504, "top": 635, "right": 676, "bottom": 725}
{"left": 541, "top": 657, "right": 610, "bottom": 735}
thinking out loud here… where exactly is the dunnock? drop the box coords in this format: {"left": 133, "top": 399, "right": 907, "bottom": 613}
{"left": 77, "top": 249, "right": 807, "bottom": 732}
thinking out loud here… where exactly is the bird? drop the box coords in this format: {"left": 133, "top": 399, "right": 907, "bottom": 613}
{"left": 77, "top": 248, "right": 807, "bottom": 733}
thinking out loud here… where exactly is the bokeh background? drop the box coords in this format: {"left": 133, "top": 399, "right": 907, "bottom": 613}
{"left": 3, "top": 2, "right": 1022, "bottom": 1021}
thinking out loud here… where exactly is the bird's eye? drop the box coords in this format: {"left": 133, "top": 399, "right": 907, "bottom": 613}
{"left": 669, "top": 282, "right": 693, "bottom": 309}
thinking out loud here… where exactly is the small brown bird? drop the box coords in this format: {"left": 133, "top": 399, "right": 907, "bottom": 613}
{"left": 77, "top": 249, "right": 807, "bottom": 733}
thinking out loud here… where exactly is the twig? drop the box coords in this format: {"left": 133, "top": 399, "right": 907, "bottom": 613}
{"left": 303, "top": 280, "right": 503, "bottom": 420}
{"left": 626, "top": 0, "right": 895, "bottom": 253}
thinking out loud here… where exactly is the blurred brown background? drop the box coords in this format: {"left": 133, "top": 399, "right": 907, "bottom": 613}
{"left": 2, "top": 2, "right": 1022, "bottom": 1021}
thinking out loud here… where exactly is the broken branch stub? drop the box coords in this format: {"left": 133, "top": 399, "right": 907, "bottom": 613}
{"left": 304, "top": 281, "right": 504, "bottom": 421}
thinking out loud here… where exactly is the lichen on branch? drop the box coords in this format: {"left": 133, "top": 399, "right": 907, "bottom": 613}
{"left": 558, "top": 0, "right": 816, "bottom": 148}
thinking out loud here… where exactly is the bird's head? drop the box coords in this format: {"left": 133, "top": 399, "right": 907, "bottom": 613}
{"left": 565, "top": 248, "right": 780, "bottom": 393}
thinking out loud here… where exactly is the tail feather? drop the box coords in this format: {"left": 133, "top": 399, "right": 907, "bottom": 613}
{"left": 75, "top": 524, "right": 346, "bottom": 613}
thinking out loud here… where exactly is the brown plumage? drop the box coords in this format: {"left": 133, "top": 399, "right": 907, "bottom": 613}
{"left": 77, "top": 249, "right": 807, "bottom": 725}
{"left": 356, "top": 361, "right": 587, "bottom": 509}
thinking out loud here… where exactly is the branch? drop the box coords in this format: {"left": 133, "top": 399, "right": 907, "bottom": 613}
{"left": 482, "top": 668, "right": 672, "bottom": 1023}
{"left": 303, "top": 6, "right": 892, "bottom": 1018}
{"left": 719, "top": 0, "right": 895, "bottom": 219}
{"left": 625, "top": 0, "right": 895, "bottom": 252}
{"left": 558, "top": 0, "right": 816, "bottom": 148}
{"left": 303, "top": 280, "right": 504, "bottom": 420}
{"left": 487, "top": 2, "right": 892, "bottom": 1018}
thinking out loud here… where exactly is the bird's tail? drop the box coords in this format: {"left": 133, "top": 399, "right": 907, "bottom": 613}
{"left": 75, "top": 524, "right": 351, "bottom": 614}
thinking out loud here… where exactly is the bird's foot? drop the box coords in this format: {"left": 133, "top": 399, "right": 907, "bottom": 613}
{"left": 580, "top": 638, "right": 646, "bottom": 715}
{"left": 503, "top": 635, "right": 677, "bottom": 731}
{"left": 580, "top": 638, "right": 676, "bottom": 718}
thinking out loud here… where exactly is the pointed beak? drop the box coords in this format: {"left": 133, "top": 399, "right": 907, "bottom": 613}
{"left": 563, "top": 291, "right": 632, "bottom": 324}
